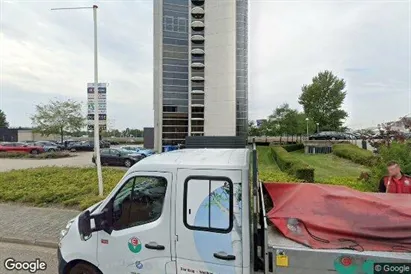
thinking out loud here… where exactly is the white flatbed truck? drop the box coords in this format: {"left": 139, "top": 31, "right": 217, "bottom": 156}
{"left": 57, "top": 139, "right": 410, "bottom": 274}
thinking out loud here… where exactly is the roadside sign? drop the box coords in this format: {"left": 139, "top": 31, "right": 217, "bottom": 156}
{"left": 87, "top": 83, "right": 107, "bottom": 130}
{"left": 88, "top": 114, "right": 107, "bottom": 121}
{"left": 88, "top": 125, "right": 106, "bottom": 131}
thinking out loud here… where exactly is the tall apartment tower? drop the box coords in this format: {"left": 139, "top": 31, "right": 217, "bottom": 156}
{"left": 153, "top": 0, "right": 248, "bottom": 151}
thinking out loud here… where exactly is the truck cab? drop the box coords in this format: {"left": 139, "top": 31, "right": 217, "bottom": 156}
{"left": 58, "top": 142, "right": 410, "bottom": 274}
{"left": 58, "top": 147, "right": 253, "bottom": 274}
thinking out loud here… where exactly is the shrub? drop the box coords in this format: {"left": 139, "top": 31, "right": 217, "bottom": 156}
{"left": 0, "top": 152, "right": 72, "bottom": 159}
{"left": 282, "top": 143, "right": 304, "bottom": 152}
{"left": 271, "top": 146, "right": 314, "bottom": 182}
{"left": 0, "top": 167, "right": 125, "bottom": 209}
{"left": 333, "top": 144, "right": 377, "bottom": 166}
{"left": 370, "top": 142, "right": 411, "bottom": 185}
{"left": 320, "top": 176, "right": 376, "bottom": 192}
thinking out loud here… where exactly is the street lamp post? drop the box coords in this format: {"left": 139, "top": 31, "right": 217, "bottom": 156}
{"left": 316, "top": 122, "right": 319, "bottom": 133}
{"left": 51, "top": 5, "right": 104, "bottom": 196}
{"left": 305, "top": 118, "right": 309, "bottom": 140}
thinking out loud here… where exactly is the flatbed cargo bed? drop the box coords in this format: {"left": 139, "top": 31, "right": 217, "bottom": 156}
{"left": 267, "top": 225, "right": 410, "bottom": 260}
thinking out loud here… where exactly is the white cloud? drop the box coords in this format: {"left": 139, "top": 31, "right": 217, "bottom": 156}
{"left": 1, "top": 0, "right": 410, "bottom": 130}
{"left": 1, "top": 0, "right": 153, "bottom": 129}
{"left": 250, "top": 0, "right": 410, "bottom": 129}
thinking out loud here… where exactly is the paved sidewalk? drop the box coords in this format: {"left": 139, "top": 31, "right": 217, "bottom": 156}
{"left": 0, "top": 203, "right": 80, "bottom": 247}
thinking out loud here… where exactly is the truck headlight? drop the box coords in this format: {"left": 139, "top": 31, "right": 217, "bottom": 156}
{"left": 60, "top": 220, "right": 74, "bottom": 240}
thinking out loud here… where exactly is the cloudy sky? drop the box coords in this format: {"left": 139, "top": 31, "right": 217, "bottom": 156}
{"left": 1, "top": 0, "right": 410, "bottom": 130}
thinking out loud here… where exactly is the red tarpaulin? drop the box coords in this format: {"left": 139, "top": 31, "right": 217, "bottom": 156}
{"left": 264, "top": 183, "right": 411, "bottom": 252}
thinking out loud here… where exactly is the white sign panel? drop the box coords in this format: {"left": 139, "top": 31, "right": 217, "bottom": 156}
{"left": 87, "top": 83, "right": 107, "bottom": 130}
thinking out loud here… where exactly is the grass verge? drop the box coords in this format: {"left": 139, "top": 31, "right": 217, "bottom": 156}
{"left": 290, "top": 150, "right": 375, "bottom": 192}
{"left": 333, "top": 143, "right": 378, "bottom": 166}
{"left": 0, "top": 167, "right": 125, "bottom": 210}
{"left": 0, "top": 152, "right": 73, "bottom": 159}
{"left": 257, "top": 146, "right": 299, "bottom": 182}
{"left": 271, "top": 146, "right": 315, "bottom": 182}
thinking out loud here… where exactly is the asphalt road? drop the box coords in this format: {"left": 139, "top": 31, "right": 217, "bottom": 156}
{"left": 0, "top": 242, "right": 57, "bottom": 274}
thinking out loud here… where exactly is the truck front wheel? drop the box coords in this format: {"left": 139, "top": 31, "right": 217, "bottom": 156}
{"left": 69, "top": 262, "right": 99, "bottom": 274}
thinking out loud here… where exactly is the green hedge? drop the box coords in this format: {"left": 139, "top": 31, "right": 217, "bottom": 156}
{"left": 333, "top": 144, "right": 378, "bottom": 166}
{"left": 0, "top": 167, "right": 125, "bottom": 209}
{"left": 282, "top": 143, "right": 304, "bottom": 152}
{"left": 271, "top": 146, "right": 314, "bottom": 182}
{"left": 0, "top": 152, "right": 72, "bottom": 159}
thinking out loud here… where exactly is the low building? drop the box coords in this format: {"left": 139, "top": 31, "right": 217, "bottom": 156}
{"left": 0, "top": 127, "right": 59, "bottom": 142}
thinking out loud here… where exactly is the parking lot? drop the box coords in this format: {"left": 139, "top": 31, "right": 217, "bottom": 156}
{"left": 0, "top": 151, "right": 96, "bottom": 172}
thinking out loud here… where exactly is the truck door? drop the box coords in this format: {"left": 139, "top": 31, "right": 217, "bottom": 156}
{"left": 97, "top": 171, "right": 174, "bottom": 274}
{"left": 176, "top": 169, "right": 243, "bottom": 274}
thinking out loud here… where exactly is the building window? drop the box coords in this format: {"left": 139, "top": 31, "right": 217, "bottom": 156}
{"left": 163, "top": 15, "right": 188, "bottom": 34}
{"left": 184, "top": 177, "right": 233, "bottom": 233}
{"left": 163, "top": 106, "right": 177, "bottom": 112}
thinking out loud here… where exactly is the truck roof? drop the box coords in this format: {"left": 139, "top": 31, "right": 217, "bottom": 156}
{"left": 129, "top": 148, "right": 250, "bottom": 172}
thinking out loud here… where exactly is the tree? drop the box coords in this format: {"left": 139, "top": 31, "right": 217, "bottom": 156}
{"left": 31, "top": 99, "right": 85, "bottom": 143}
{"left": 248, "top": 120, "right": 262, "bottom": 136}
{"left": 298, "top": 70, "right": 348, "bottom": 131}
{"left": 0, "top": 109, "right": 9, "bottom": 128}
{"left": 268, "top": 103, "right": 306, "bottom": 135}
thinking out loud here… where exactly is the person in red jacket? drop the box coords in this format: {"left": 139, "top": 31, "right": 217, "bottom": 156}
{"left": 378, "top": 161, "right": 411, "bottom": 194}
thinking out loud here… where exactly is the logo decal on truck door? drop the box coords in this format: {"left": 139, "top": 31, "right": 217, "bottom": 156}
{"left": 128, "top": 237, "right": 142, "bottom": 253}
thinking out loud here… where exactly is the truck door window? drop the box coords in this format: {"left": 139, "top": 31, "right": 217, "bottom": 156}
{"left": 111, "top": 176, "right": 167, "bottom": 231}
{"left": 184, "top": 176, "right": 233, "bottom": 233}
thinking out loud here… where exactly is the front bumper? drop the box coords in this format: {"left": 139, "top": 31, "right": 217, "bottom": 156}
{"left": 57, "top": 248, "right": 68, "bottom": 274}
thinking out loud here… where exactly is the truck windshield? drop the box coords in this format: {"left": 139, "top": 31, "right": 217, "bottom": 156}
{"left": 111, "top": 176, "right": 167, "bottom": 231}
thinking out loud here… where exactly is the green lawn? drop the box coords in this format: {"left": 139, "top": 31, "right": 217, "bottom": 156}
{"left": 256, "top": 146, "right": 298, "bottom": 182}
{"left": 256, "top": 147, "right": 375, "bottom": 192}
{"left": 290, "top": 150, "right": 369, "bottom": 182}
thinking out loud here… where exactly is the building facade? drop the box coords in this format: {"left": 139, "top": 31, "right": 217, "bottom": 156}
{"left": 153, "top": 0, "right": 248, "bottom": 151}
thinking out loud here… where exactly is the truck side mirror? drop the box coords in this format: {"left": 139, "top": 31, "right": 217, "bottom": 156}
{"left": 93, "top": 200, "right": 114, "bottom": 235}
{"left": 78, "top": 210, "right": 92, "bottom": 241}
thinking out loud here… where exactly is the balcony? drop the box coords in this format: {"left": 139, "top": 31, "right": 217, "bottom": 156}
{"left": 191, "top": 7, "right": 205, "bottom": 19}
{"left": 191, "top": 48, "right": 205, "bottom": 56}
{"left": 191, "top": 62, "right": 205, "bottom": 69}
{"left": 191, "top": 21, "right": 205, "bottom": 31}
{"left": 191, "top": 112, "right": 204, "bottom": 119}
{"left": 191, "top": 76, "right": 204, "bottom": 82}
{"left": 191, "top": 35, "right": 205, "bottom": 44}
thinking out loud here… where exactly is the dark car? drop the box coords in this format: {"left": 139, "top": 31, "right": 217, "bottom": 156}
{"left": 68, "top": 141, "right": 94, "bottom": 152}
{"left": 92, "top": 148, "right": 144, "bottom": 167}
{"left": 100, "top": 140, "right": 111, "bottom": 148}
{"left": 108, "top": 140, "right": 120, "bottom": 145}
{"left": 309, "top": 131, "right": 351, "bottom": 140}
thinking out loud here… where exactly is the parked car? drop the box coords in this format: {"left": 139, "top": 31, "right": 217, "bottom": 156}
{"left": 120, "top": 145, "right": 143, "bottom": 152}
{"left": 309, "top": 131, "right": 352, "bottom": 140}
{"left": 0, "top": 142, "right": 45, "bottom": 154}
{"left": 33, "top": 141, "right": 62, "bottom": 152}
{"left": 100, "top": 140, "right": 111, "bottom": 148}
{"left": 92, "top": 148, "right": 144, "bottom": 167}
{"left": 138, "top": 149, "right": 156, "bottom": 157}
{"left": 68, "top": 141, "right": 94, "bottom": 152}
{"left": 120, "top": 146, "right": 154, "bottom": 157}
{"left": 108, "top": 140, "right": 120, "bottom": 145}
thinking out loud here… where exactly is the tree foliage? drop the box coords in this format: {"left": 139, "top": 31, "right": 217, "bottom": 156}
{"left": 268, "top": 103, "right": 307, "bottom": 135}
{"left": 0, "top": 109, "right": 9, "bottom": 128}
{"left": 248, "top": 104, "right": 309, "bottom": 136}
{"left": 298, "top": 70, "right": 348, "bottom": 131}
{"left": 31, "top": 99, "right": 85, "bottom": 143}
